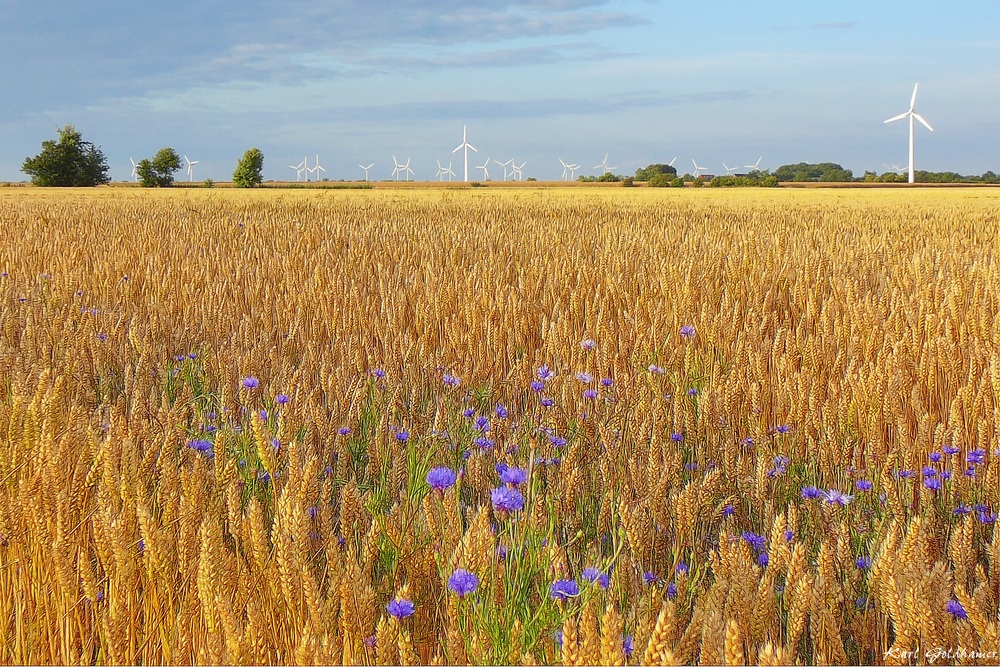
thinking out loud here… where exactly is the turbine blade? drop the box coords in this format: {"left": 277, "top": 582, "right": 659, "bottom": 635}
{"left": 453, "top": 144, "right": 463, "bottom": 153}
{"left": 913, "top": 113, "right": 934, "bottom": 132}
{"left": 884, "top": 112, "right": 908, "bottom": 124}
{"left": 910, "top": 83, "right": 919, "bottom": 111}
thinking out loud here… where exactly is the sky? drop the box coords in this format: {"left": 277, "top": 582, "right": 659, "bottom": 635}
{"left": 2, "top": 1, "right": 998, "bottom": 182}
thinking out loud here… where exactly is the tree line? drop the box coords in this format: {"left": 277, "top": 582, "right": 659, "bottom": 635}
{"left": 21, "top": 126, "right": 264, "bottom": 188}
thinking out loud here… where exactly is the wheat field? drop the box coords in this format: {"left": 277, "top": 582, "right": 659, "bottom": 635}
{"left": 1, "top": 186, "right": 999, "bottom": 665}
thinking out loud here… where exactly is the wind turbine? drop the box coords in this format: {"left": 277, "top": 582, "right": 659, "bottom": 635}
{"left": 559, "top": 159, "right": 578, "bottom": 181}
{"left": 359, "top": 163, "right": 374, "bottom": 181}
{"left": 512, "top": 161, "right": 526, "bottom": 181}
{"left": 884, "top": 83, "right": 933, "bottom": 184}
{"left": 745, "top": 156, "right": 763, "bottom": 171}
{"left": 443, "top": 162, "right": 456, "bottom": 181}
{"left": 692, "top": 159, "right": 708, "bottom": 178}
{"left": 391, "top": 156, "right": 404, "bottom": 181}
{"left": 452, "top": 125, "right": 477, "bottom": 182}
{"left": 494, "top": 158, "right": 513, "bottom": 181}
{"left": 722, "top": 163, "right": 738, "bottom": 176}
{"left": 594, "top": 153, "right": 616, "bottom": 174}
{"left": 436, "top": 160, "right": 455, "bottom": 182}
{"left": 289, "top": 158, "right": 306, "bottom": 182}
{"left": 401, "top": 157, "right": 413, "bottom": 182}
{"left": 184, "top": 155, "right": 199, "bottom": 182}
{"left": 302, "top": 155, "right": 310, "bottom": 182}
{"left": 476, "top": 157, "right": 491, "bottom": 181}
{"left": 310, "top": 155, "right": 326, "bottom": 181}
{"left": 129, "top": 158, "right": 139, "bottom": 182}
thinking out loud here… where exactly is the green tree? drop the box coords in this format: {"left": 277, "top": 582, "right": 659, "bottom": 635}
{"left": 635, "top": 164, "right": 678, "bottom": 181}
{"left": 21, "top": 125, "right": 110, "bottom": 187}
{"left": 137, "top": 148, "right": 182, "bottom": 187}
{"left": 648, "top": 173, "right": 673, "bottom": 188}
{"left": 233, "top": 148, "right": 265, "bottom": 188}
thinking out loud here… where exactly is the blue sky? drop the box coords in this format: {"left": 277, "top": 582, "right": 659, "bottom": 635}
{"left": 2, "top": 1, "right": 998, "bottom": 182}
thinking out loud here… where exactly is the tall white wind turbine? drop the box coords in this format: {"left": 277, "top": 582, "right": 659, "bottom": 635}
{"left": 494, "top": 158, "right": 513, "bottom": 181}
{"left": 692, "top": 159, "right": 707, "bottom": 178}
{"left": 722, "top": 162, "right": 738, "bottom": 176}
{"left": 184, "top": 156, "right": 199, "bottom": 182}
{"left": 476, "top": 157, "right": 491, "bottom": 181}
{"left": 884, "top": 83, "right": 933, "bottom": 184}
{"left": 512, "top": 161, "right": 526, "bottom": 181}
{"left": 129, "top": 158, "right": 139, "bottom": 182}
{"left": 745, "top": 156, "right": 763, "bottom": 171}
{"left": 359, "top": 163, "right": 374, "bottom": 181}
{"left": 594, "top": 153, "right": 616, "bottom": 174}
{"left": 452, "top": 125, "right": 477, "bottom": 182}
{"left": 289, "top": 158, "right": 306, "bottom": 181}
{"left": 310, "top": 155, "right": 326, "bottom": 181}
{"left": 391, "top": 156, "right": 404, "bottom": 181}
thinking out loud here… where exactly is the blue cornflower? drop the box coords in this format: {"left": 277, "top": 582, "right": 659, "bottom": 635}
{"left": 775, "top": 424, "right": 791, "bottom": 434}
{"left": 491, "top": 487, "right": 525, "bottom": 513}
{"left": 855, "top": 479, "right": 873, "bottom": 491}
{"left": 801, "top": 486, "right": 823, "bottom": 500}
{"left": 495, "top": 405, "right": 509, "bottom": 419}
{"left": 954, "top": 504, "right": 972, "bottom": 516}
{"left": 276, "top": 394, "right": 290, "bottom": 405}
{"left": 742, "top": 531, "right": 767, "bottom": 552}
{"left": 924, "top": 477, "right": 942, "bottom": 491}
{"left": 186, "top": 439, "right": 213, "bottom": 457}
{"left": 473, "top": 437, "right": 494, "bottom": 450}
{"left": 540, "top": 397, "right": 555, "bottom": 407}
{"left": 242, "top": 376, "right": 259, "bottom": 389}
{"left": 742, "top": 437, "right": 755, "bottom": 447}
{"left": 784, "top": 529, "right": 794, "bottom": 542}
{"left": 575, "top": 372, "right": 593, "bottom": 383}
{"left": 463, "top": 407, "right": 475, "bottom": 418}
{"left": 259, "top": 409, "right": 268, "bottom": 421}
{"left": 671, "top": 433, "right": 684, "bottom": 443}
{"left": 667, "top": 581, "right": 678, "bottom": 598}
{"left": 372, "top": 368, "right": 386, "bottom": 379}
{"left": 757, "top": 553, "right": 769, "bottom": 567}
{"left": 580, "top": 338, "right": 597, "bottom": 350}
{"left": 549, "top": 435, "right": 567, "bottom": 448}
{"left": 824, "top": 489, "right": 854, "bottom": 506}
{"left": 537, "top": 365, "right": 555, "bottom": 381}
{"left": 448, "top": 569, "right": 479, "bottom": 597}
{"left": 941, "top": 470, "right": 952, "bottom": 480}
{"left": 722, "top": 504, "right": 735, "bottom": 518}
{"left": 623, "top": 636, "right": 634, "bottom": 659}
{"left": 530, "top": 379, "right": 545, "bottom": 392}
{"left": 475, "top": 416, "right": 490, "bottom": 433}
{"left": 600, "top": 377, "right": 613, "bottom": 388}
{"left": 648, "top": 365, "right": 665, "bottom": 374}
{"left": 442, "top": 374, "right": 461, "bottom": 388}
{"left": 338, "top": 426, "right": 351, "bottom": 436}
{"left": 680, "top": 325, "right": 696, "bottom": 339}
{"left": 581, "top": 567, "right": 610, "bottom": 589}
{"left": 943, "top": 444, "right": 960, "bottom": 456}
{"left": 855, "top": 556, "right": 872, "bottom": 570}
{"left": 386, "top": 598, "right": 415, "bottom": 619}
{"left": 968, "top": 449, "right": 986, "bottom": 465}
{"left": 922, "top": 466, "right": 937, "bottom": 477}
{"left": 947, "top": 599, "right": 968, "bottom": 620}
{"left": 687, "top": 388, "right": 698, "bottom": 397}
{"left": 929, "top": 451, "right": 942, "bottom": 463}
{"left": 395, "top": 431, "right": 409, "bottom": 443}
{"left": 500, "top": 466, "right": 527, "bottom": 486}
{"left": 897, "top": 470, "right": 916, "bottom": 480}
{"left": 675, "top": 562, "right": 689, "bottom": 575}
{"left": 643, "top": 572, "right": 659, "bottom": 585}
{"left": 550, "top": 579, "right": 580, "bottom": 600}
{"left": 583, "top": 388, "right": 598, "bottom": 400}
{"left": 426, "top": 467, "right": 457, "bottom": 491}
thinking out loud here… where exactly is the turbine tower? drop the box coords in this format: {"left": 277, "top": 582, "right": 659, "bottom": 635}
{"left": 452, "top": 125, "right": 477, "bottom": 182}
{"left": 512, "top": 161, "right": 526, "bottom": 181}
{"left": 184, "top": 155, "right": 199, "bottom": 182}
{"left": 476, "top": 157, "right": 491, "bottom": 181}
{"left": 884, "top": 83, "right": 933, "bottom": 184}
{"left": 494, "top": 158, "right": 513, "bottom": 181}
{"left": 310, "top": 155, "right": 326, "bottom": 181}
{"left": 359, "top": 163, "right": 374, "bottom": 181}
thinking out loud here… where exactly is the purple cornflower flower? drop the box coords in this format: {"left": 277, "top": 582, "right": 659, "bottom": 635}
{"left": 463, "top": 407, "right": 475, "bottom": 418}
{"left": 307, "top": 506, "right": 319, "bottom": 520}
{"left": 929, "top": 451, "right": 942, "bottom": 463}
{"left": 386, "top": 598, "right": 415, "bottom": 619}
{"left": 824, "top": 489, "right": 854, "bottom": 506}
{"left": 742, "top": 436, "right": 755, "bottom": 447}
{"left": 395, "top": 430, "right": 409, "bottom": 443}
{"left": 442, "top": 374, "right": 461, "bottom": 388}
{"left": 924, "top": 477, "right": 942, "bottom": 491}
{"left": 600, "top": 377, "right": 613, "bottom": 388}
{"left": 575, "top": 371, "right": 593, "bottom": 383}
{"left": 965, "top": 466, "right": 977, "bottom": 478}
{"left": 473, "top": 437, "right": 494, "bottom": 450}
{"left": 897, "top": 470, "right": 916, "bottom": 480}
{"left": 581, "top": 567, "right": 610, "bottom": 589}
{"left": 550, "top": 579, "right": 580, "bottom": 600}
{"left": 941, "top": 470, "right": 952, "bottom": 480}
{"left": 855, "top": 479, "right": 873, "bottom": 491}
{"left": 648, "top": 364, "right": 665, "bottom": 374}
{"left": 675, "top": 562, "right": 689, "bottom": 575}
{"left": 757, "top": 553, "right": 769, "bottom": 567}
{"left": 801, "top": 485, "right": 823, "bottom": 500}
{"left": 784, "top": 529, "right": 794, "bottom": 542}
{"left": 491, "top": 487, "right": 525, "bottom": 513}
{"left": 499, "top": 466, "right": 527, "bottom": 486}
{"left": 947, "top": 599, "right": 968, "bottom": 620}
{"left": 583, "top": 388, "right": 598, "bottom": 400}
{"left": 667, "top": 581, "right": 678, "bottom": 598}
{"left": 242, "top": 376, "right": 259, "bottom": 389}
{"left": 549, "top": 435, "right": 567, "bottom": 448}
{"left": 742, "top": 531, "right": 767, "bottom": 552}
{"left": 186, "top": 439, "right": 213, "bottom": 456}
{"left": 540, "top": 396, "right": 555, "bottom": 407}
{"left": 372, "top": 368, "right": 386, "bottom": 379}
{"left": 530, "top": 379, "right": 545, "bottom": 392}
{"left": 259, "top": 409, "right": 268, "bottom": 421}
{"left": 943, "top": 444, "right": 960, "bottom": 456}
{"left": 426, "top": 467, "right": 457, "bottom": 491}
{"left": 495, "top": 405, "right": 509, "bottom": 419}
{"left": 448, "top": 569, "right": 479, "bottom": 597}
{"left": 680, "top": 325, "right": 696, "bottom": 339}
{"left": 775, "top": 424, "right": 791, "bottom": 434}
{"left": 922, "top": 465, "right": 938, "bottom": 477}
{"left": 687, "top": 388, "right": 698, "bottom": 397}
{"left": 671, "top": 432, "right": 684, "bottom": 443}
{"left": 474, "top": 415, "right": 489, "bottom": 433}
{"left": 580, "top": 338, "right": 597, "bottom": 350}
{"left": 96, "top": 333, "right": 108, "bottom": 342}
{"left": 364, "top": 635, "right": 377, "bottom": 649}
{"left": 276, "top": 393, "right": 290, "bottom": 405}
{"left": 855, "top": 556, "right": 872, "bottom": 570}
{"left": 968, "top": 449, "right": 986, "bottom": 465}
{"left": 537, "top": 365, "right": 555, "bottom": 381}
{"left": 722, "top": 504, "right": 735, "bottom": 518}
{"left": 955, "top": 504, "right": 972, "bottom": 516}
{"left": 623, "top": 636, "right": 634, "bottom": 659}
{"left": 338, "top": 426, "right": 351, "bottom": 436}
{"left": 643, "top": 572, "right": 659, "bottom": 585}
